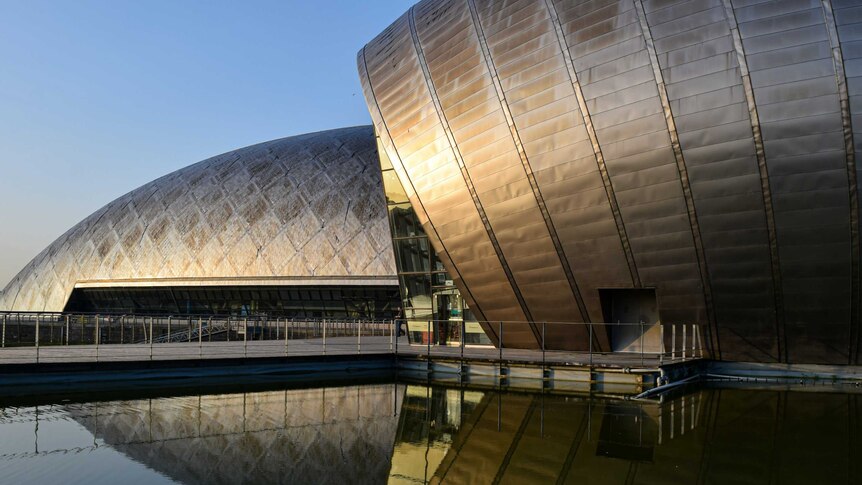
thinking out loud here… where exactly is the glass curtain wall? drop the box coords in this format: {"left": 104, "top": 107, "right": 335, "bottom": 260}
{"left": 376, "top": 135, "right": 488, "bottom": 345}
{"left": 63, "top": 285, "right": 400, "bottom": 319}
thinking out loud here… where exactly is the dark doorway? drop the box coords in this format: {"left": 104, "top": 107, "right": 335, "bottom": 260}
{"left": 599, "top": 288, "right": 661, "bottom": 353}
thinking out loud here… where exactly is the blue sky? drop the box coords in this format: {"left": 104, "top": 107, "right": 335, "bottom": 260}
{"left": 0, "top": 0, "right": 410, "bottom": 287}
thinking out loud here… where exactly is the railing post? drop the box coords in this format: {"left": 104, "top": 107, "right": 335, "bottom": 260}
{"left": 672, "top": 323, "right": 677, "bottom": 361}
{"left": 198, "top": 317, "right": 203, "bottom": 358}
{"left": 35, "top": 314, "right": 40, "bottom": 364}
{"left": 284, "top": 318, "right": 289, "bottom": 357}
{"left": 149, "top": 317, "right": 154, "bottom": 361}
{"left": 120, "top": 315, "right": 125, "bottom": 344}
{"left": 390, "top": 319, "right": 394, "bottom": 353}
{"left": 167, "top": 316, "right": 171, "bottom": 341}
{"left": 542, "top": 322, "right": 546, "bottom": 368}
{"left": 323, "top": 318, "right": 327, "bottom": 355}
{"left": 395, "top": 320, "right": 398, "bottom": 355}
{"left": 65, "top": 314, "right": 69, "bottom": 346}
{"left": 682, "top": 323, "right": 687, "bottom": 360}
{"left": 358, "top": 319, "right": 361, "bottom": 354}
{"left": 499, "top": 321, "right": 503, "bottom": 362}
{"left": 244, "top": 318, "right": 248, "bottom": 358}
{"left": 428, "top": 320, "right": 431, "bottom": 358}
{"left": 461, "top": 319, "right": 466, "bottom": 362}
{"left": 2, "top": 314, "right": 6, "bottom": 348}
{"left": 95, "top": 315, "right": 100, "bottom": 363}
{"left": 640, "top": 321, "right": 645, "bottom": 366}
{"left": 660, "top": 323, "right": 665, "bottom": 364}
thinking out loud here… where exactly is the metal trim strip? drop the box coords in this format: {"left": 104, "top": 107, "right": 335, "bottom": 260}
{"left": 721, "top": 0, "right": 787, "bottom": 363}
{"left": 466, "top": 0, "right": 590, "bottom": 324}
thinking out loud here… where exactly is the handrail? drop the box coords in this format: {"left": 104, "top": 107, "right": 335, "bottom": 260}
{"left": 0, "top": 312, "right": 705, "bottom": 365}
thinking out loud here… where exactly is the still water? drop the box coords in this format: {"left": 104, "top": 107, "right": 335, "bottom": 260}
{"left": 0, "top": 380, "right": 858, "bottom": 484}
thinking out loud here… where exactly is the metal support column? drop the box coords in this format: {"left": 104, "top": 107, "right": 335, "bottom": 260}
{"left": 35, "top": 315, "right": 40, "bottom": 364}
{"left": 149, "top": 317, "right": 154, "bottom": 361}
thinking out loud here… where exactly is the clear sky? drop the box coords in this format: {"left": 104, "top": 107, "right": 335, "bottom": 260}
{"left": 0, "top": 0, "right": 411, "bottom": 288}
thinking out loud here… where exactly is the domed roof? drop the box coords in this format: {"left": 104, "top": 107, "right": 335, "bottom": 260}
{"left": 0, "top": 126, "right": 396, "bottom": 312}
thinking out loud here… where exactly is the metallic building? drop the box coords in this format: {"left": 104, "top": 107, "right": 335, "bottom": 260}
{"left": 359, "top": 0, "right": 862, "bottom": 363}
{"left": 0, "top": 126, "right": 398, "bottom": 317}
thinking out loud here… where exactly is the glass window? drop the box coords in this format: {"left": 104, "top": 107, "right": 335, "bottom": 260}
{"left": 399, "top": 274, "right": 432, "bottom": 316}
{"left": 382, "top": 170, "right": 409, "bottom": 204}
{"left": 390, "top": 204, "right": 422, "bottom": 238}
{"left": 396, "top": 238, "right": 431, "bottom": 273}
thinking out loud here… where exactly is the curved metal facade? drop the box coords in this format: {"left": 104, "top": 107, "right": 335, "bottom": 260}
{"left": 359, "top": 0, "right": 862, "bottom": 364}
{"left": 0, "top": 126, "right": 396, "bottom": 313}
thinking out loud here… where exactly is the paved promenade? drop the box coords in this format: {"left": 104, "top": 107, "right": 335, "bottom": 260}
{"left": 0, "top": 336, "right": 695, "bottom": 369}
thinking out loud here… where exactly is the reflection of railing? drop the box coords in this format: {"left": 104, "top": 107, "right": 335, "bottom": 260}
{"left": 0, "top": 312, "right": 705, "bottom": 366}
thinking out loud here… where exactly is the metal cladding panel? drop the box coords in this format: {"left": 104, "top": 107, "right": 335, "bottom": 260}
{"left": 414, "top": 0, "right": 585, "bottom": 330}
{"left": 472, "top": 0, "right": 635, "bottom": 334}
{"left": 643, "top": 0, "right": 779, "bottom": 362}
{"left": 359, "top": 11, "right": 533, "bottom": 344}
{"left": 0, "top": 127, "right": 397, "bottom": 312}
{"left": 555, "top": 0, "right": 708, "bottom": 324}
{"left": 357, "top": 0, "right": 862, "bottom": 364}
{"left": 732, "top": 0, "right": 853, "bottom": 364}
{"left": 834, "top": 0, "right": 862, "bottom": 363}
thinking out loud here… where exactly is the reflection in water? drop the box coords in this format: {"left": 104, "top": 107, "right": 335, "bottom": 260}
{"left": 0, "top": 384, "right": 404, "bottom": 485}
{"left": 0, "top": 382, "right": 859, "bottom": 484}
{"left": 389, "top": 385, "right": 862, "bottom": 485}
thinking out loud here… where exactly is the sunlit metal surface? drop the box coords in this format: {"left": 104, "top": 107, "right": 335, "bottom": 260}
{"left": 358, "top": 0, "right": 862, "bottom": 364}
{"left": 0, "top": 127, "right": 396, "bottom": 313}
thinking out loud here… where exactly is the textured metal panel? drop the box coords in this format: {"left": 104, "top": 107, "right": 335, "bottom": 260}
{"left": 834, "top": 0, "right": 862, "bottom": 364}
{"left": 544, "top": 0, "right": 642, "bottom": 293}
{"left": 412, "top": 0, "right": 589, "bottom": 341}
{"left": 638, "top": 0, "right": 782, "bottom": 362}
{"left": 823, "top": 0, "right": 860, "bottom": 364}
{"left": 732, "top": 0, "right": 852, "bottom": 364}
{"left": 634, "top": 0, "right": 718, "bottom": 356}
{"left": 719, "top": 0, "right": 786, "bottom": 363}
{"left": 467, "top": 0, "right": 591, "bottom": 329}
{"left": 554, "top": 0, "right": 707, "bottom": 325}
{"left": 375, "top": 0, "right": 862, "bottom": 363}
{"left": 359, "top": 11, "right": 533, "bottom": 343}
{"left": 0, "top": 127, "right": 397, "bottom": 312}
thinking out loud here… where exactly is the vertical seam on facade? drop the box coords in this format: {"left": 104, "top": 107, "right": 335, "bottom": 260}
{"left": 466, "top": 0, "right": 590, "bottom": 324}
{"left": 544, "top": 0, "right": 641, "bottom": 289}
{"left": 822, "top": 0, "right": 860, "bottom": 364}
{"left": 358, "top": 45, "right": 491, "bottom": 327}
{"left": 721, "top": 0, "right": 786, "bottom": 363}
{"left": 634, "top": 0, "right": 718, "bottom": 356}
{"left": 407, "top": 7, "right": 540, "bottom": 342}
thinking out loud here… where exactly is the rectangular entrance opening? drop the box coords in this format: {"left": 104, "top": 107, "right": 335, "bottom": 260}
{"left": 599, "top": 288, "right": 661, "bottom": 353}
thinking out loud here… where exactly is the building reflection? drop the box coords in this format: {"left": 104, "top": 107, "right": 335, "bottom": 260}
{"left": 3, "top": 383, "right": 860, "bottom": 484}
{"left": 69, "top": 385, "right": 405, "bottom": 485}
{"left": 388, "top": 385, "right": 862, "bottom": 484}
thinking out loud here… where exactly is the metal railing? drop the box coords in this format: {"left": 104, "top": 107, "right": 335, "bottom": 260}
{"left": 397, "top": 319, "right": 705, "bottom": 367}
{"left": 0, "top": 312, "right": 705, "bottom": 366}
{"left": 0, "top": 311, "right": 395, "bottom": 364}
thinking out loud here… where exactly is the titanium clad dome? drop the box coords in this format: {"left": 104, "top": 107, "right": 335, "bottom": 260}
{"left": 0, "top": 126, "right": 396, "bottom": 312}
{"left": 358, "top": 0, "right": 862, "bottom": 364}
